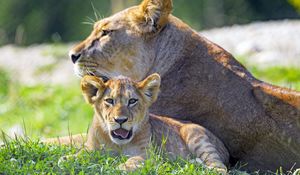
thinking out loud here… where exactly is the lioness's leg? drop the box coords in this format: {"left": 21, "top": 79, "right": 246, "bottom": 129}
{"left": 180, "top": 124, "right": 229, "bottom": 174}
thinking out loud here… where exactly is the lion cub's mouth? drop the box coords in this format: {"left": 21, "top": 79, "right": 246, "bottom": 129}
{"left": 111, "top": 128, "right": 133, "bottom": 140}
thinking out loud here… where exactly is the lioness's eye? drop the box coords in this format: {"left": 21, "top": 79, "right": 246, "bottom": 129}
{"left": 101, "top": 30, "right": 112, "bottom": 37}
{"left": 105, "top": 98, "right": 114, "bottom": 105}
{"left": 128, "top": 98, "right": 138, "bottom": 106}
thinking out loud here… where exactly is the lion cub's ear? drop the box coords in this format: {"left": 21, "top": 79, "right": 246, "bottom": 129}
{"left": 133, "top": 0, "right": 172, "bottom": 33}
{"left": 138, "top": 73, "right": 161, "bottom": 104}
{"left": 81, "top": 76, "right": 106, "bottom": 104}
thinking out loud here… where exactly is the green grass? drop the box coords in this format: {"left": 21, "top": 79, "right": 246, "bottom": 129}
{"left": 250, "top": 66, "right": 300, "bottom": 90}
{"left": 0, "top": 139, "right": 224, "bottom": 175}
{"left": 237, "top": 57, "right": 300, "bottom": 91}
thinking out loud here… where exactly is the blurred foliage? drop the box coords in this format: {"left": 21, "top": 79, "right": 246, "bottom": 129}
{"left": 0, "top": 69, "right": 10, "bottom": 104}
{"left": 0, "top": 68, "right": 93, "bottom": 138}
{"left": 289, "top": 0, "right": 300, "bottom": 12}
{"left": 0, "top": 0, "right": 299, "bottom": 46}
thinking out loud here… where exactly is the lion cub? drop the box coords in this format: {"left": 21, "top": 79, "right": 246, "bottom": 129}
{"left": 55, "top": 74, "right": 229, "bottom": 174}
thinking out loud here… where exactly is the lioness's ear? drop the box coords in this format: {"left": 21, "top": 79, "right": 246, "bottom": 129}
{"left": 133, "top": 0, "right": 172, "bottom": 33}
{"left": 138, "top": 73, "right": 161, "bottom": 104}
{"left": 81, "top": 76, "right": 106, "bottom": 104}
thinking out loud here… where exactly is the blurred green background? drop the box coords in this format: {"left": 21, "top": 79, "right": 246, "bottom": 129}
{"left": 0, "top": 0, "right": 300, "bottom": 46}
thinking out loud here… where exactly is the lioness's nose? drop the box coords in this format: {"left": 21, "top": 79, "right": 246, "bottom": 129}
{"left": 69, "top": 51, "right": 81, "bottom": 64}
{"left": 114, "top": 118, "right": 128, "bottom": 125}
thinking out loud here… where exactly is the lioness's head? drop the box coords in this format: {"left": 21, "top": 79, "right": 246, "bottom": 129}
{"left": 81, "top": 73, "right": 160, "bottom": 145}
{"left": 69, "top": 0, "right": 172, "bottom": 81}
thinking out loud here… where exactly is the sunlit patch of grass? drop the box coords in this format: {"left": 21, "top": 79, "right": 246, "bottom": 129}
{"left": 237, "top": 57, "right": 300, "bottom": 91}
{"left": 250, "top": 66, "right": 300, "bottom": 90}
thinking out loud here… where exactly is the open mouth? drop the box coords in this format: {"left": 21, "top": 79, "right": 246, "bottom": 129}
{"left": 111, "top": 128, "right": 133, "bottom": 140}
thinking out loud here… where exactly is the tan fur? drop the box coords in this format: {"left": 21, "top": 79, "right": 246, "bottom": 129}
{"left": 48, "top": 74, "right": 229, "bottom": 174}
{"left": 43, "top": 134, "right": 87, "bottom": 147}
{"left": 68, "top": 0, "right": 300, "bottom": 171}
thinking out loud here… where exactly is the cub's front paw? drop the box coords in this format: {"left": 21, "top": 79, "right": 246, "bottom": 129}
{"left": 207, "top": 165, "right": 228, "bottom": 175}
{"left": 118, "top": 162, "right": 142, "bottom": 172}
{"left": 212, "top": 167, "right": 227, "bottom": 175}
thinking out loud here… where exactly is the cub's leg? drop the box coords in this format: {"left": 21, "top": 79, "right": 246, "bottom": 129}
{"left": 58, "top": 128, "right": 103, "bottom": 160}
{"left": 42, "top": 133, "right": 87, "bottom": 147}
{"left": 42, "top": 134, "right": 88, "bottom": 166}
{"left": 118, "top": 135, "right": 151, "bottom": 172}
{"left": 118, "top": 155, "right": 145, "bottom": 172}
{"left": 180, "top": 124, "right": 229, "bottom": 174}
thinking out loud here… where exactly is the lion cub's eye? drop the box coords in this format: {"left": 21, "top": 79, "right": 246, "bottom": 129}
{"left": 128, "top": 98, "right": 138, "bottom": 107}
{"left": 105, "top": 98, "right": 114, "bottom": 105}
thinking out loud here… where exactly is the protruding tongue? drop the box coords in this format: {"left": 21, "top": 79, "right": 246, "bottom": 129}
{"left": 113, "top": 128, "right": 130, "bottom": 139}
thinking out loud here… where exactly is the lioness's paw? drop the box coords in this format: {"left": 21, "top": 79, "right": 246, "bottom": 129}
{"left": 118, "top": 162, "right": 141, "bottom": 172}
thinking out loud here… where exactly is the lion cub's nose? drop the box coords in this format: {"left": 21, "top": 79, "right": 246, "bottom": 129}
{"left": 114, "top": 117, "right": 128, "bottom": 125}
{"left": 69, "top": 51, "right": 81, "bottom": 64}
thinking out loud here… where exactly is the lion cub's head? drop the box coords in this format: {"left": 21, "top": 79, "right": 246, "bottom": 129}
{"left": 81, "top": 73, "right": 160, "bottom": 145}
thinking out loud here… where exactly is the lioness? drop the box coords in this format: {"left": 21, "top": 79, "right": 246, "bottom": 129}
{"left": 52, "top": 74, "right": 229, "bottom": 174}
{"left": 69, "top": 0, "right": 300, "bottom": 171}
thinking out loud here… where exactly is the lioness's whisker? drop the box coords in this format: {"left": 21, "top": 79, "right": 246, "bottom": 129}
{"left": 90, "top": 2, "right": 100, "bottom": 21}
{"left": 82, "top": 21, "right": 94, "bottom": 26}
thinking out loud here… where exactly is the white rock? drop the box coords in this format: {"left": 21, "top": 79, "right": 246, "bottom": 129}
{"left": 201, "top": 20, "right": 300, "bottom": 68}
